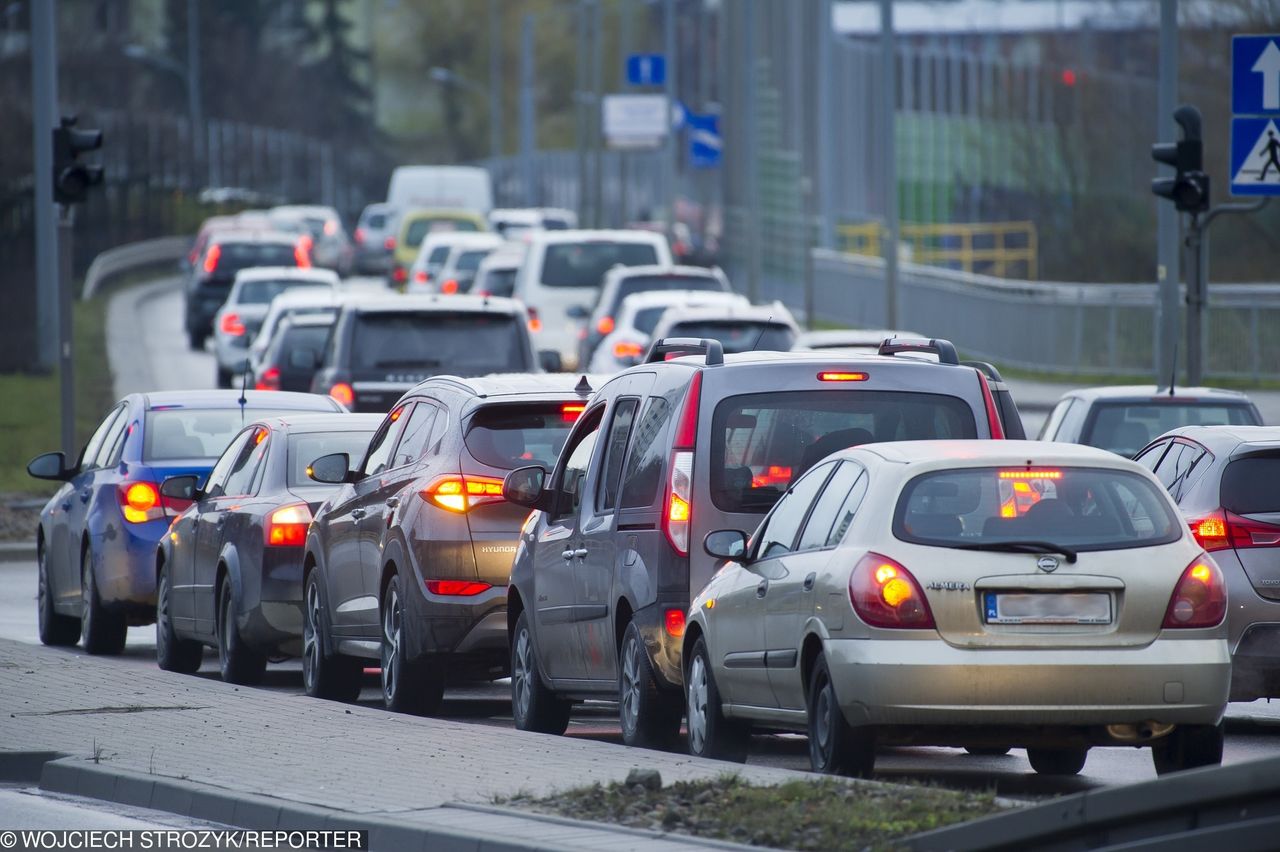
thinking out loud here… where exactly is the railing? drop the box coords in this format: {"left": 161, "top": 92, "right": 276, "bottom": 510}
{"left": 837, "top": 220, "right": 1039, "bottom": 280}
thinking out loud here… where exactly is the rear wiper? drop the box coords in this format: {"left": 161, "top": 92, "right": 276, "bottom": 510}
{"left": 375, "top": 359, "right": 440, "bottom": 368}
{"left": 951, "top": 540, "right": 1078, "bottom": 563}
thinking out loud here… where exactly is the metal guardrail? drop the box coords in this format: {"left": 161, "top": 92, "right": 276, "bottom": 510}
{"left": 837, "top": 220, "right": 1039, "bottom": 280}
{"left": 81, "top": 235, "right": 192, "bottom": 300}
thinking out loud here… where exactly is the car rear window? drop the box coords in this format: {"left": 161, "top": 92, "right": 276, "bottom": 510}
{"left": 666, "top": 320, "right": 795, "bottom": 354}
{"left": 893, "top": 467, "right": 1182, "bottom": 551}
{"left": 406, "top": 217, "right": 480, "bottom": 247}
{"left": 464, "top": 403, "right": 578, "bottom": 470}
{"left": 540, "top": 242, "right": 660, "bottom": 288}
{"left": 363, "top": 212, "right": 387, "bottom": 229}
{"left": 608, "top": 276, "right": 723, "bottom": 315}
{"left": 711, "top": 390, "right": 977, "bottom": 513}
{"left": 238, "top": 279, "right": 327, "bottom": 305}
{"left": 1221, "top": 453, "right": 1280, "bottom": 515}
{"left": 271, "top": 324, "right": 332, "bottom": 361}
{"left": 1083, "top": 401, "right": 1258, "bottom": 456}
{"left": 287, "top": 431, "right": 375, "bottom": 487}
{"left": 350, "top": 312, "right": 528, "bottom": 374}
{"left": 476, "top": 268, "right": 517, "bottom": 297}
{"left": 633, "top": 307, "right": 669, "bottom": 335}
{"left": 144, "top": 408, "right": 319, "bottom": 461}
{"left": 214, "top": 243, "right": 297, "bottom": 274}
{"left": 456, "top": 249, "right": 491, "bottom": 272}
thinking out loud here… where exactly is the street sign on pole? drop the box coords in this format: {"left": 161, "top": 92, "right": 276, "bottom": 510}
{"left": 1231, "top": 35, "right": 1280, "bottom": 197}
{"left": 1233, "top": 36, "right": 1280, "bottom": 115}
{"left": 625, "top": 53, "right": 665, "bottom": 86}
{"left": 602, "top": 94, "right": 668, "bottom": 149}
{"left": 1231, "top": 117, "right": 1280, "bottom": 194}
{"left": 686, "top": 110, "right": 721, "bottom": 169}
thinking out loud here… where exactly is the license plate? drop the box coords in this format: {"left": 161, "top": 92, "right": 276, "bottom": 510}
{"left": 983, "top": 592, "right": 1112, "bottom": 625}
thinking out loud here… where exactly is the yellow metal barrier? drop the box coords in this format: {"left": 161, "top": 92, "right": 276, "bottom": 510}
{"left": 837, "top": 221, "right": 1038, "bottom": 281}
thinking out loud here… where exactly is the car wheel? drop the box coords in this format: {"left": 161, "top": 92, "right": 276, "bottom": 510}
{"left": 188, "top": 331, "right": 206, "bottom": 351}
{"left": 155, "top": 564, "right": 202, "bottom": 673}
{"left": 37, "top": 543, "right": 79, "bottom": 646}
{"left": 1027, "top": 747, "right": 1089, "bottom": 776}
{"left": 215, "top": 365, "right": 233, "bottom": 389}
{"left": 301, "top": 571, "right": 363, "bottom": 702}
{"left": 217, "top": 578, "right": 266, "bottom": 685}
{"left": 380, "top": 574, "right": 444, "bottom": 715}
{"left": 965, "top": 747, "right": 1011, "bottom": 757}
{"left": 1152, "top": 723, "right": 1224, "bottom": 775}
{"left": 619, "top": 620, "right": 682, "bottom": 749}
{"left": 510, "top": 610, "right": 571, "bottom": 735}
{"left": 80, "top": 546, "right": 126, "bottom": 655}
{"left": 807, "top": 654, "right": 875, "bottom": 777}
{"left": 685, "top": 636, "right": 749, "bottom": 762}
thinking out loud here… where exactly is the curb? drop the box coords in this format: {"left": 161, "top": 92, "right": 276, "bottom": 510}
{"left": 0, "top": 542, "right": 36, "bottom": 563}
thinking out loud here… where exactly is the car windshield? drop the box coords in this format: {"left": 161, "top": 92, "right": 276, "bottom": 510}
{"left": 237, "top": 279, "right": 327, "bottom": 305}
{"left": 144, "top": 408, "right": 315, "bottom": 461}
{"left": 477, "top": 268, "right": 517, "bottom": 297}
{"left": 464, "top": 403, "right": 578, "bottom": 470}
{"left": 350, "top": 312, "right": 528, "bottom": 374}
{"left": 215, "top": 243, "right": 296, "bottom": 274}
{"left": 1083, "top": 401, "right": 1257, "bottom": 456}
{"left": 711, "top": 390, "right": 977, "bottom": 513}
{"left": 665, "top": 320, "right": 795, "bottom": 353}
{"left": 405, "top": 216, "right": 480, "bottom": 247}
{"left": 893, "top": 467, "right": 1182, "bottom": 552}
{"left": 287, "top": 431, "right": 375, "bottom": 487}
{"left": 608, "top": 276, "right": 722, "bottom": 316}
{"left": 540, "top": 241, "right": 660, "bottom": 288}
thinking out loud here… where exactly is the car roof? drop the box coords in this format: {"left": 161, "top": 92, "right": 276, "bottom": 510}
{"left": 278, "top": 312, "right": 336, "bottom": 329}
{"left": 209, "top": 230, "right": 299, "bottom": 247}
{"left": 1060, "top": 385, "right": 1255, "bottom": 403}
{"left": 525, "top": 229, "right": 666, "bottom": 246}
{"left": 620, "top": 290, "right": 747, "bottom": 310}
{"left": 848, "top": 439, "right": 1137, "bottom": 469}
{"left": 410, "top": 373, "right": 604, "bottom": 400}
{"left": 270, "top": 205, "right": 339, "bottom": 218}
{"left": 266, "top": 289, "right": 344, "bottom": 308}
{"left": 429, "top": 233, "right": 504, "bottom": 249}
{"left": 1156, "top": 424, "right": 1280, "bottom": 448}
{"left": 344, "top": 294, "right": 524, "bottom": 316}
{"left": 796, "top": 329, "right": 923, "bottom": 347}
{"left": 604, "top": 264, "right": 720, "bottom": 282}
{"left": 401, "top": 208, "right": 486, "bottom": 220}
{"left": 139, "top": 390, "right": 341, "bottom": 411}
{"left": 232, "top": 267, "right": 339, "bottom": 284}
{"left": 653, "top": 302, "right": 798, "bottom": 330}
{"left": 657, "top": 349, "right": 948, "bottom": 370}
{"left": 249, "top": 412, "right": 383, "bottom": 433}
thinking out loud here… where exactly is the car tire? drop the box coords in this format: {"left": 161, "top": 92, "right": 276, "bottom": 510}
{"left": 217, "top": 578, "right": 267, "bottom": 686}
{"left": 380, "top": 574, "right": 444, "bottom": 715}
{"left": 807, "top": 654, "right": 875, "bottom": 777}
{"left": 156, "top": 564, "right": 202, "bottom": 673}
{"left": 80, "top": 547, "right": 126, "bottom": 655}
{"left": 1152, "top": 723, "right": 1224, "bottom": 775}
{"left": 685, "top": 636, "right": 749, "bottom": 762}
{"left": 1027, "top": 747, "right": 1089, "bottom": 776}
{"left": 188, "top": 331, "right": 206, "bottom": 351}
{"left": 619, "top": 620, "right": 682, "bottom": 749}
{"left": 301, "top": 571, "right": 363, "bottom": 702}
{"left": 965, "top": 747, "right": 1011, "bottom": 757}
{"left": 215, "top": 365, "right": 233, "bottom": 389}
{"left": 510, "top": 609, "right": 572, "bottom": 735}
{"left": 37, "top": 542, "right": 79, "bottom": 647}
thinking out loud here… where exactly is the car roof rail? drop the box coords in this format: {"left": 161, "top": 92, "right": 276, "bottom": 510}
{"left": 961, "top": 359, "right": 1006, "bottom": 384}
{"left": 877, "top": 337, "right": 959, "bottom": 365}
{"left": 644, "top": 337, "right": 725, "bottom": 366}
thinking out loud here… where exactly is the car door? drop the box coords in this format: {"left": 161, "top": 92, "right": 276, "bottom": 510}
{"left": 55, "top": 404, "right": 126, "bottom": 603}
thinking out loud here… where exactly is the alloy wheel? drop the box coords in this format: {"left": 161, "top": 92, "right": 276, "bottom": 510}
{"left": 620, "top": 635, "right": 642, "bottom": 732}
{"left": 381, "top": 585, "right": 401, "bottom": 702}
{"left": 302, "top": 581, "right": 322, "bottom": 691}
{"left": 512, "top": 627, "right": 533, "bottom": 722}
{"left": 37, "top": 550, "right": 49, "bottom": 635}
{"left": 156, "top": 572, "right": 172, "bottom": 660}
{"left": 813, "top": 673, "right": 835, "bottom": 764}
{"left": 217, "top": 583, "right": 232, "bottom": 671}
{"left": 686, "top": 653, "right": 709, "bottom": 754}
{"left": 80, "top": 552, "right": 94, "bottom": 642}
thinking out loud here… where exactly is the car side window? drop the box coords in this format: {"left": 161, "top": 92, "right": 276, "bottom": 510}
{"left": 824, "top": 470, "right": 871, "bottom": 546}
{"left": 361, "top": 403, "right": 412, "bottom": 477}
{"left": 597, "top": 398, "right": 640, "bottom": 512}
{"left": 93, "top": 409, "right": 131, "bottom": 470}
{"left": 619, "top": 395, "right": 674, "bottom": 509}
{"left": 1159, "top": 441, "right": 1211, "bottom": 503}
{"left": 796, "top": 462, "right": 865, "bottom": 552}
{"left": 81, "top": 405, "right": 125, "bottom": 470}
{"left": 221, "top": 428, "right": 269, "bottom": 497}
{"left": 1134, "top": 439, "right": 1170, "bottom": 473}
{"left": 752, "top": 462, "right": 837, "bottom": 560}
{"left": 390, "top": 401, "right": 438, "bottom": 469}
{"left": 554, "top": 407, "right": 605, "bottom": 522}
{"left": 204, "top": 431, "right": 254, "bottom": 498}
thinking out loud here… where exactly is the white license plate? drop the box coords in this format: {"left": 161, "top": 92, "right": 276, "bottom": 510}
{"left": 983, "top": 592, "right": 1112, "bottom": 625}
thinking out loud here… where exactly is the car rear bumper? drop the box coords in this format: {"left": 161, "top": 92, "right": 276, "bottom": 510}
{"left": 824, "top": 637, "right": 1230, "bottom": 727}
{"left": 402, "top": 583, "right": 509, "bottom": 675}
{"left": 239, "top": 551, "right": 305, "bottom": 654}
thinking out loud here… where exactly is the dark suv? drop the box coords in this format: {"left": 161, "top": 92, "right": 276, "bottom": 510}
{"left": 185, "top": 231, "right": 306, "bottom": 350}
{"left": 501, "top": 337, "right": 1016, "bottom": 745}
{"left": 309, "top": 295, "right": 539, "bottom": 413}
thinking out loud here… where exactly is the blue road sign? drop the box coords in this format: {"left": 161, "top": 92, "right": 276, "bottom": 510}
{"left": 626, "top": 54, "right": 665, "bottom": 87}
{"left": 686, "top": 110, "right": 721, "bottom": 169}
{"left": 1233, "top": 35, "right": 1280, "bottom": 116}
{"left": 1230, "top": 116, "right": 1280, "bottom": 196}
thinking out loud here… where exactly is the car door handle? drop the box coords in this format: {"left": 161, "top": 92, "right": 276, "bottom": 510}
{"left": 756, "top": 579, "right": 769, "bottom": 598}
{"left": 79, "top": 488, "right": 91, "bottom": 502}
{"left": 351, "top": 508, "right": 366, "bottom": 520}
{"left": 572, "top": 548, "right": 588, "bottom": 558}
{"left": 385, "top": 496, "right": 400, "bottom": 509}
{"left": 803, "top": 573, "right": 817, "bottom": 592}
{"left": 562, "top": 549, "right": 576, "bottom": 560}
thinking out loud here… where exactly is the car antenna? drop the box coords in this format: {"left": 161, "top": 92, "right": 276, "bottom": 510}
{"left": 575, "top": 375, "right": 593, "bottom": 396}
{"left": 747, "top": 315, "right": 773, "bottom": 353}
{"left": 238, "top": 369, "right": 249, "bottom": 422}
{"left": 1168, "top": 343, "right": 1178, "bottom": 396}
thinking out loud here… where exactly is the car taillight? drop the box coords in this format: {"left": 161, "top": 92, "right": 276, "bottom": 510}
{"left": 295, "top": 237, "right": 312, "bottom": 268}
{"left": 1163, "top": 555, "right": 1226, "bottom": 629}
{"left": 265, "top": 503, "right": 312, "bottom": 547}
{"left": 562, "top": 403, "right": 586, "bottom": 422}
{"left": 817, "top": 371, "right": 868, "bottom": 382}
{"left": 384, "top": 236, "right": 396, "bottom": 250}
{"left": 354, "top": 227, "right": 366, "bottom": 245}
{"left": 613, "top": 341, "right": 645, "bottom": 360}
{"left": 978, "top": 372, "right": 1005, "bottom": 439}
{"left": 392, "top": 266, "right": 407, "bottom": 284}
{"left": 527, "top": 307, "right": 542, "bottom": 333}
{"left": 597, "top": 316, "right": 615, "bottom": 335}
{"left": 441, "top": 279, "right": 459, "bottom": 294}
{"left": 663, "top": 371, "right": 702, "bottom": 556}
{"left": 328, "top": 382, "right": 355, "bottom": 407}
{"left": 664, "top": 608, "right": 686, "bottom": 637}
{"left": 118, "top": 481, "right": 165, "bottom": 524}
{"left": 255, "top": 366, "right": 280, "bottom": 391}
{"left": 220, "top": 312, "right": 246, "bottom": 336}
{"left": 203, "top": 244, "right": 221, "bottom": 274}
{"left": 324, "top": 220, "right": 337, "bottom": 236}
{"left": 423, "top": 475, "right": 506, "bottom": 513}
{"left": 414, "top": 270, "right": 428, "bottom": 284}
{"left": 426, "top": 580, "right": 492, "bottom": 596}
{"left": 1189, "top": 508, "right": 1280, "bottom": 552}
{"left": 849, "top": 552, "right": 935, "bottom": 629}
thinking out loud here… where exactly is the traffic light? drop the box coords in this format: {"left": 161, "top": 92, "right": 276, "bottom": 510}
{"left": 52, "top": 115, "right": 104, "bottom": 205}
{"left": 1151, "top": 105, "right": 1209, "bottom": 214}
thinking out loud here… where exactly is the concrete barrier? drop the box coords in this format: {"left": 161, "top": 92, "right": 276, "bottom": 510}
{"left": 82, "top": 236, "right": 192, "bottom": 300}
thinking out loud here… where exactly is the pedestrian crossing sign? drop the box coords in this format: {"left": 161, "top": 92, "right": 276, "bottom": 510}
{"left": 1230, "top": 117, "right": 1280, "bottom": 196}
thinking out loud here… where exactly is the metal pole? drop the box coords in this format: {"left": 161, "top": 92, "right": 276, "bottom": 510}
{"left": 520, "top": 14, "right": 536, "bottom": 206}
{"left": 591, "top": 0, "right": 604, "bottom": 227}
{"left": 58, "top": 208, "right": 75, "bottom": 459}
{"left": 489, "top": 0, "right": 503, "bottom": 160}
{"left": 618, "top": 0, "right": 632, "bottom": 223}
{"left": 31, "top": 0, "right": 59, "bottom": 374}
{"left": 1184, "top": 216, "right": 1203, "bottom": 385}
{"left": 880, "top": 0, "right": 899, "bottom": 327}
{"left": 187, "top": 0, "right": 204, "bottom": 166}
{"left": 816, "top": 0, "right": 834, "bottom": 249}
{"left": 744, "top": 0, "right": 761, "bottom": 302}
{"left": 576, "top": 1, "right": 588, "bottom": 225}
{"left": 1156, "top": 0, "right": 1179, "bottom": 385}
{"left": 664, "top": 0, "right": 677, "bottom": 244}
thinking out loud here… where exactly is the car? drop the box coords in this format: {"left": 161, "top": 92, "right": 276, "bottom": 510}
{"left": 245, "top": 289, "right": 347, "bottom": 382}
{"left": 488, "top": 207, "right": 578, "bottom": 238}
{"left": 512, "top": 230, "right": 673, "bottom": 371}
{"left": 301, "top": 374, "right": 596, "bottom": 711}
{"left": 407, "top": 232, "right": 504, "bottom": 294}
{"left": 386, "top": 165, "right": 493, "bottom": 216}
{"left": 185, "top": 231, "right": 311, "bottom": 351}
{"left": 1134, "top": 425, "right": 1280, "bottom": 702}
{"left": 500, "top": 337, "right": 1013, "bottom": 745}
{"left": 211, "top": 268, "right": 339, "bottom": 387}
{"left": 647, "top": 301, "right": 801, "bottom": 355}
{"left": 588, "top": 290, "right": 751, "bottom": 373}
{"left": 686, "top": 440, "right": 1230, "bottom": 778}
{"left": 353, "top": 203, "right": 397, "bottom": 275}
{"left": 309, "top": 295, "right": 539, "bottom": 413}
{"left": 794, "top": 329, "right": 925, "bottom": 353}
{"left": 153, "top": 414, "right": 381, "bottom": 683}
{"left": 252, "top": 314, "right": 336, "bottom": 393}
{"left": 389, "top": 209, "right": 489, "bottom": 288}
{"left": 26, "top": 391, "right": 345, "bottom": 655}
{"left": 471, "top": 241, "right": 527, "bottom": 298}
{"left": 578, "top": 266, "right": 733, "bottom": 369}
{"left": 1038, "top": 385, "right": 1262, "bottom": 457}
{"left": 269, "top": 206, "right": 353, "bottom": 275}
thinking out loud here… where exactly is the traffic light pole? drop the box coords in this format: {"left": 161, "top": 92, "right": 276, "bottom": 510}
{"left": 30, "top": 0, "right": 59, "bottom": 375}
{"left": 58, "top": 206, "right": 75, "bottom": 460}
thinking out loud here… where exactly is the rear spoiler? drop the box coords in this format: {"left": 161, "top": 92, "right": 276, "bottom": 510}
{"left": 644, "top": 337, "right": 725, "bottom": 366}
{"left": 877, "top": 337, "right": 959, "bottom": 365}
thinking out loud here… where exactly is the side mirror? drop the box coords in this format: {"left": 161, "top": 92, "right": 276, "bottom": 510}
{"left": 538, "top": 350, "right": 563, "bottom": 373}
{"left": 503, "top": 465, "right": 550, "bottom": 511}
{"left": 308, "top": 452, "right": 352, "bottom": 484}
{"left": 27, "top": 452, "right": 72, "bottom": 482}
{"left": 160, "top": 475, "right": 201, "bottom": 502}
{"left": 566, "top": 304, "right": 590, "bottom": 320}
{"left": 289, "top": 348, "right": 319, "bottom": 370}
{"left": 704, "top": 529, "right": 749, "bottom": 562}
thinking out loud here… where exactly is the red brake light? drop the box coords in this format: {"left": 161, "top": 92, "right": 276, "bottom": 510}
{"left": 220, "top": 312, "right": 246, "bottom": 336}
{"left": 354, "top": 227, "right": 366, "bottom": 245}
{"left": 1190, "top": 509, "right": 1280, "bottom": 552}
{"left": 265, "top": 503, "right": 312, "bottom": 547}
{"left": 392, "top": 266, "right": 407, "bottom": 284}
{"left": 999, "top": 470, "right": 1062, "bottom": 480}
{"left": 664, "top": 608, "right": 686, "bottom": 637}
{"left": 295, "top": 237, "right": 312, "bottom": 268}
{"left": 203, "top": 244, "right": 221, "bottom": 274}
{"left": 119, "top": 481, "right": 164, "bottom": 524}
{"left": 255, "top": 366, "right": 281, "bottom": 391}
{"left": 441, "top": 279, "right": 459, "bottom": 295}
{"left": 597, "top": 316, "right": 615, "bottom": 335}
{"left": 978, "top": 372, "right": 1005, "bottom": 439}
{"left": 613, "top": 341, "right": 645, "bottom": 360}
{"left": 328, "top": 382, "right": 355, "bottom": 407}
{"left": 673, "top": 371, "right": 702, "bottom": 451}
{"left": 849, "top": 552, "right": 935, "bottom": 629}
{"left": 414, "top": 270, "right": 428, "bottom": 283}
{"left": 562, "top": 403, "right": 586, "bottom": 422}
{"left": 664, "top": 451, "right": 693, "bottom": 556}
{"left": 527, "top": 307, "right": 542, "bottom": 333}
{"left": 323, "top": 220, "right": 337, "bottom": 236}
{"left": 818, "top": 371, "right": 868, "bottom": 382}
{"left": 1163, "top": 556, "right": 1226, "bottom": 629}
{"left": 426, "top": 580, "right": 493, "bottom": 596}
{"left": 384, "top": 236, "right": 396, "bottom": 250}
{"left": 422, "top": 475, "right": 506, "bottom": 513}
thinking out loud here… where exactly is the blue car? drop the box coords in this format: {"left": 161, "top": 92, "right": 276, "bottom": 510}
{"left": 27, "top": 390, "right": 344, "bottom": 655}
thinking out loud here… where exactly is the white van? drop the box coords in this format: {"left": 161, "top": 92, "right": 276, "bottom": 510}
{"left": 386, "top": 166, "right": 493, "bottom": 215}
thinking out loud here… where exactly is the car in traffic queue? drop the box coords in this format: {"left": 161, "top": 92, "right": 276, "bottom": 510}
{"left": 353, "top": 203, "right": 398, "bottom": 276}
{"left": 1038, "top": 385, "right": 1262, "bottom": 457}
{"left": 500, "top": 337, "right": 1016, "bottom": 746}
{"left": 647, "top": 302, "right": 801, "bottom": 355}
{"left": 471, "top": 240, "right": 526, "bottom": 299}
{"left": 406, "top": 232, "right": 504, "bottom": 294}
{"left": 268, "top": 205, "right": 353, "bottom": 276}
{"left": 211, "top": 267, "right": 338, "bottom": 388}
{"left": 588, "top": 290, "right": 751, "bottom": 374}
{"left": 300, "top": 374, "right": 596, "bottom": 712}
{"left": 154, "top": 414, "right": 381, "bottom": 684}
{"left": 27, "top": 391, "right": 345, "bottom": 655}
{"left": 252, "top": 314, "right": 336, "bottom": 394}
{"left": 389, "top": 209, "right": 489, "bottom": 289}
{"left": 794, "top": 329, "right": 925, "bottom": 353}
{"left": 685, "top": 440, "right": 1231, "bottom": 778}
{"left": 488, "top": 207, "right": 577, "bottom": 238}
{"left": 309, "top": 295, "right": 539, "bottom": 413}
{"left": 245, "top": 289, "right": 348, "bottom": 384}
